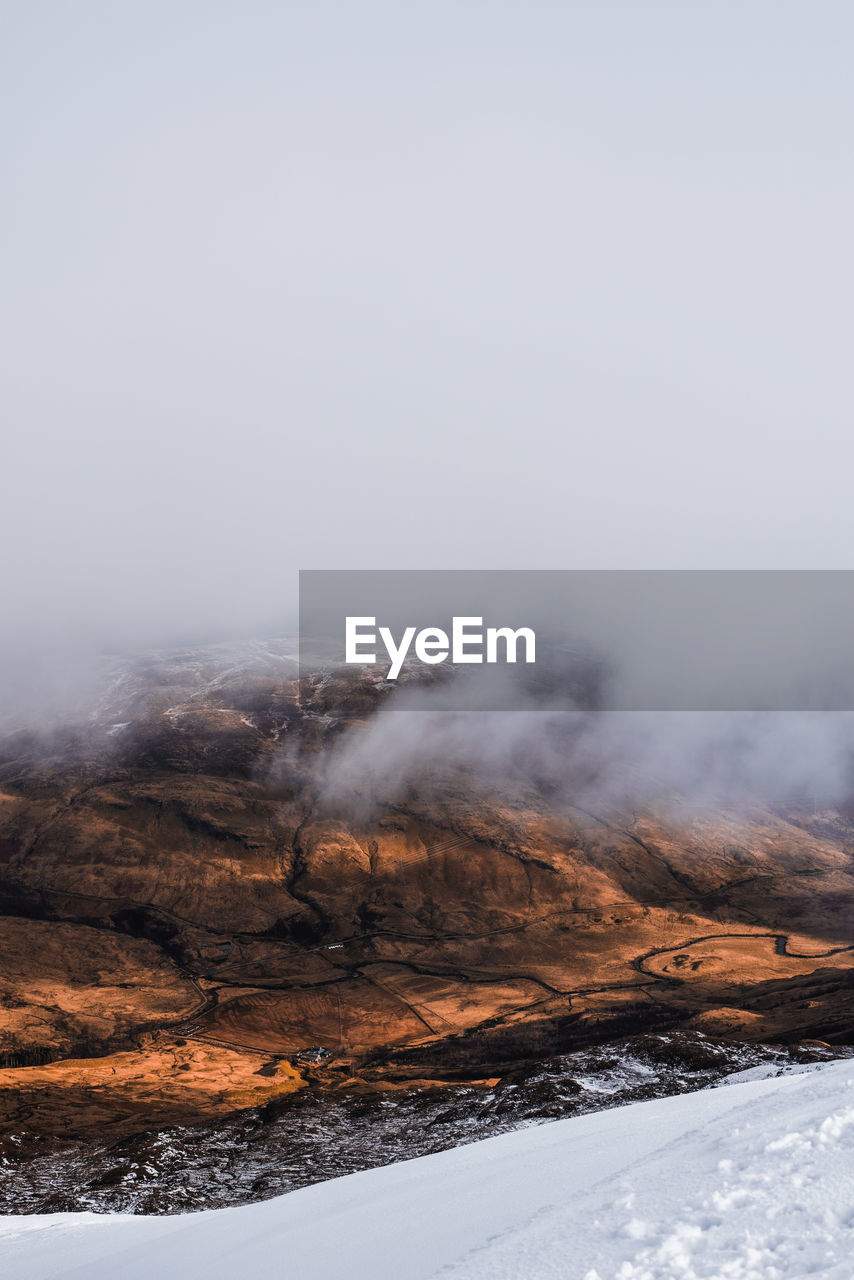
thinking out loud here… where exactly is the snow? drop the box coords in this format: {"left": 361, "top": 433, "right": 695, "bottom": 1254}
{"left": 3, "top": 1059, "right": 854, "bottom": 1280}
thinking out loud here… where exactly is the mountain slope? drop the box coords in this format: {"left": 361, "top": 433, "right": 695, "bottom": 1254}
{"left": 3, "top": 648, "right": 854, "bottom": 1166}
{"left": 2, "top": 1058, "right": 852, "bottom": 1280}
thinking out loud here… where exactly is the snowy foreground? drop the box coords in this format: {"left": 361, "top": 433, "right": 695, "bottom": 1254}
{"left": 3, "top": 1060, "right": 854, "bottom": 1280}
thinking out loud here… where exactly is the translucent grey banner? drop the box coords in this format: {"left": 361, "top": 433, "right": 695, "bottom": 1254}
{"left": 299, "top": 570, "right": 854, "bottom": 711}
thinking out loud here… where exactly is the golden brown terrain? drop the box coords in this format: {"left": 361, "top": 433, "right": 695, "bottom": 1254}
{"left": 1, "top": 655, "right": 853, "bottom": 1145}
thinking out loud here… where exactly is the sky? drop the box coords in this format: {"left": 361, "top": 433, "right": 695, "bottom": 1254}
{"left": 2, "top": 1, "right": 854, "bottom": 660}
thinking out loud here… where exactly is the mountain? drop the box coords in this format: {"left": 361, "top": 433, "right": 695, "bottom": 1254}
{"left": 1, "top": 642, "right": 854, "bottom": 1205}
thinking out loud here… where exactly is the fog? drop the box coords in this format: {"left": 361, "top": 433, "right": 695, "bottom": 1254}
{"left": 319, "top": 701, "right": 854, "bottom": 818}
{"left": 3, "top": 3, "right": 854, "bottom": 713}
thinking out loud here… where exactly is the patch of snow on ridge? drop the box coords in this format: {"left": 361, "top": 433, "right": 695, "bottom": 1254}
{"left": 2, "top": 1061, "right": 854, "bottom": 1280}
{"left": 715, "top": 1057, "right": 831, "bottom": 1088}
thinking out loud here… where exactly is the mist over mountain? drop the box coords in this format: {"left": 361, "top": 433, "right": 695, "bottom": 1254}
{"left": 4, "top": 3, "right": 854, "bottom": 1260}
{"left": 3, "top": 642, "right": 854, "bottom": 1210}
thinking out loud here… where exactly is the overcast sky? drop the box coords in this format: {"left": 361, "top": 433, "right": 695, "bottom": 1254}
{"left": 2, "top": 1, "right": 853, "bottom": 658}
